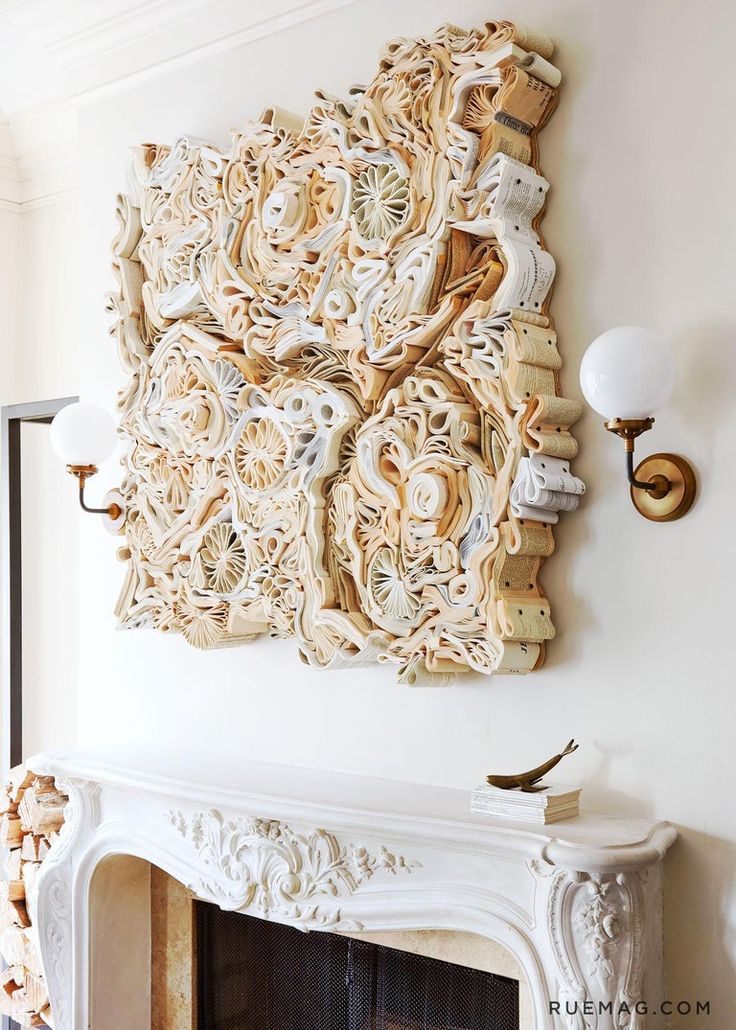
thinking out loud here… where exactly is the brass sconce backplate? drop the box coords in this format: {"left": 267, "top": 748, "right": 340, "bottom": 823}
{"left": 630, "top": 453, "right": 697, "bottom": 522}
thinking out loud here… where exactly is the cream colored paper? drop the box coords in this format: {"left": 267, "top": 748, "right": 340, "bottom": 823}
{"left": 108, "top": 20, "right": 582, "bottom": 685}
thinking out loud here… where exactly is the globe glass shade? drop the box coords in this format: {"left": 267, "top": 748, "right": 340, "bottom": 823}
{"left": 579, "top": 326, "right": 676, "bottom": 420}
{"left": 50, "top": 402, "right": 118, "bottom": 467}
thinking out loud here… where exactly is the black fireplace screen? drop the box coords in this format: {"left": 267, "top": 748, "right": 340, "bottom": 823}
{"left": 197, "top": 904, "right": 519, "bottom": 1030}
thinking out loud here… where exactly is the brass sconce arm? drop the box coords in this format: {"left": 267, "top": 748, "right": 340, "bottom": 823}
{"left": 67, "top": 465, "right": 123, "bottom": 520}
{"left": 605, "top": 418, "right": 662, "bottom": 493}
{"left": 603, "top": 418, "right": 696, "bottom": 522}
{"left": 626, "top": 449, "right": 664, "bottom": 494}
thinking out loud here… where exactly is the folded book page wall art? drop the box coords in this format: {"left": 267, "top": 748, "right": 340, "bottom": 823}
{"left": 109, "top": 20, "right": 585, "bottom": 686}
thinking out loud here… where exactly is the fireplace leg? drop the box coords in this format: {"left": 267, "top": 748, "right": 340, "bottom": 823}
{"left": 533, "top": 863, "right": 666, "bottom": 1029}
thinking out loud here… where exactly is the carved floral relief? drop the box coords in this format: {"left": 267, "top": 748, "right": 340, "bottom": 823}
{"left": 109, "top": 20, "right": 584, "bottom": 684}
{"left": 167, "top": 809, "right": 417, "bottom": 930}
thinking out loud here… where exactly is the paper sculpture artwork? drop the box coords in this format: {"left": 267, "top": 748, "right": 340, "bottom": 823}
{"left": 109, "top": 20, "right": 584, "bottom": 685}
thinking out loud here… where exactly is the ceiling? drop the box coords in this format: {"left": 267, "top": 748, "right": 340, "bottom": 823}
{"left": 0, "top": 0, "right": 360, "bottom": 208}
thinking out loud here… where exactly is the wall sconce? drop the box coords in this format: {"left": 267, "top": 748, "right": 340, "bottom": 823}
{"left": 50, "top": 402, "right": 125, "bottom": 530}
{"left": 579, "top": 326, "right": 696, "bottom": 522}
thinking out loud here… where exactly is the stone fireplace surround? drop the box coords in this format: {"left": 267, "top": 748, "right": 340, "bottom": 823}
{"left": 27, "top": 749, "right": 676, "bottom": 1030}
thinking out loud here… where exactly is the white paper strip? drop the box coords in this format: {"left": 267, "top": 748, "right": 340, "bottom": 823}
{"left": 510, "top": 453, "right": 585, "bottom": 524}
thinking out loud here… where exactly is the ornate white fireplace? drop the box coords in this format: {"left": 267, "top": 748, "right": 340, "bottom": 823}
{"left": 27, "top": 749, "right": 676, "bottom": 1029}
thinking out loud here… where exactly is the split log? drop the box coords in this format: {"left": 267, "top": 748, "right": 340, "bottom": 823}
{"left": 0, "top": 789, "right": 17, "bottom": 817}
{"left": 0, "top": 813, "right": 23, "bottom": 848}
{"left": 4, "top": 847, "right": 22, "bottom": 881}
{"left": 0, "top": 924, "right": 27, "bottom": 966}
{"left": 10, "top": 987, "right": 35, "bottom": 1022}
{"left": 18, "top": 783, "right": 66, "bottom": 837}
{"left": 0, "top": 880, "right": 28, "bottom": 927}
{"left": 0, "top": 899, "right": 17, "bottom": 931}
{"left": 8, "top": 768, "right": 35, "bottom": 806}
{"left": 22, "top": 974, "right": 48, "bottom": 1015}
{"left": 21, "top": 835, "right": 50, "bottom": 863}
{"left": 21, "top": 863, "right": 40, "bottom": 899}
{"left": 22, "top": 863, "right": 41, "bottom": 925}
{"left": 0, "top": 895, "right": 29, "bottom": 929}
{"left": 0, "top": 880, "right": 25, "bottom": 904}
{"left": 21, "top": 926, "right": 44, "bottom": 978}
{"left": 1, "top": 965, "right": 22, "bottom": 996}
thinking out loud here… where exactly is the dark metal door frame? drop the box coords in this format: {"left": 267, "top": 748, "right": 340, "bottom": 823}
{"left": 1, "top": 397, "right": 77, "bottom": 1030}
{"left": 1, "top": 398, "right": 77, "bottom": 778}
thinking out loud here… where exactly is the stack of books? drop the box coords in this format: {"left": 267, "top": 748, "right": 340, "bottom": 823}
{"left": 470, "top": 783, "right": 581, "bottom": 824}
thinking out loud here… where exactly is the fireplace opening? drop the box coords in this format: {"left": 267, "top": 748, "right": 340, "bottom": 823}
{"left": 196, "top": 904, "right": 520, "bottom": 1030}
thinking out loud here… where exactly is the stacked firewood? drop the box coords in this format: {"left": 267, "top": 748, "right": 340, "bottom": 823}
{"left": 0, "top": 767, "right": 67, "bottom": 1028}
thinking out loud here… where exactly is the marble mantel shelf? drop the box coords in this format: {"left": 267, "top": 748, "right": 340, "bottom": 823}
{"left": 27, "top": 748, "right": 677, "bottom": 1030}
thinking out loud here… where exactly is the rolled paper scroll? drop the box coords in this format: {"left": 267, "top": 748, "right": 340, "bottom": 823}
{"left": 477, "top": 154, "right": 549, "bottom": 239}
{"left": 493, "top": 547, "right": 542, "bottom": 594}
{"left": 503, "top": 517, "right": 555, "bottom": 558}
{"left": 497, "top": 598, "right": 555, "bottom": 642}
{"left": 510, "top": 454, "right": 586, "bottom": 524}
{"left": 493, "top": 243, "right": 556, "bottom": 312}
{"left": 508, "top": 320, "right": 562, "bottom": 368}
{"left": 522, "top": 394, "right": 583, "bottom": 459}
{"left": 112, "top": 193, "right": 142, "bottom": 259}
{"left": 517, "top": 51, "right": 562, "bottom": 89}
{"left": 457, "top": 153, "right": 549, "bottom": 240}
{"left": 506, "top": 357, "right": 556, "bottom": 405}
{"left": 483, "top": 20, "right": 555, "bottom": 61}
{"left": 496, "top": 640, "right": 543, "bottom": 673}
{"left": 260, "top": 105, "right": 305, "bottom": 136}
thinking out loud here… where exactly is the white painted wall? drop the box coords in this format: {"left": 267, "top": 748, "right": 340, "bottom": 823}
{"left": 0, "top": 198, "right": 80, "bottom": 405}
{"left": 20, "top": 420, "right": 79, "bottom": 757}
{"left": 0, "top": 205, "right": 22, "bottom": 400}
{"left": 11, "top": 0, "right": 736, "bottom": 1020}
{"left": 0, "top": 198, "right": 81, "bottom": 758}
{"left": 0, "top": 204, "right": 22, "bottom": 762}
{"left": 14, "top": 199, "right": 80, "bottom": 404}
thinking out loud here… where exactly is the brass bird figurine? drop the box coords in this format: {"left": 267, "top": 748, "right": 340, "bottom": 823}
{"left": 486, "top": 739, "right": 579, "bottom": 793}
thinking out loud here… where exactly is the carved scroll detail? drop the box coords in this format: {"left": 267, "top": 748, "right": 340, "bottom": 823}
{"left": 110, "top": 20, "right": 583, "bottom": 683}
{"left": 167, "top": 810, "right": 418, "bottom": 930}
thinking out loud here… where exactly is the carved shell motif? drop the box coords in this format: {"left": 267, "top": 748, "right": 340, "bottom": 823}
{"left": 110, "top": 20, "right": 584, "bottom": 684}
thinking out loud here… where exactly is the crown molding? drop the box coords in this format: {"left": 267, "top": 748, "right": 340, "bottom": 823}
{"left": 1, "top": 0, "right": 364, "bottom": 107}
{"left": 0, "top": 117, "right": 20, "bottom": 206}
{"left": 0, "top": 181, "right": 22, "bottom": 208}
{"left": 0, "top": 102, "right": 77, "bottom": 209}
{"left": 0, "top": 0, "right": 364, "bottom": 208}
{"left": 0, "top": 162, "right": 21, "bottom": 206}
{"left": 69, "top": 0, "right": 365, "bottom": 105}
{"left": 0, "top": 187, "right": 77, "bottom": 213}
